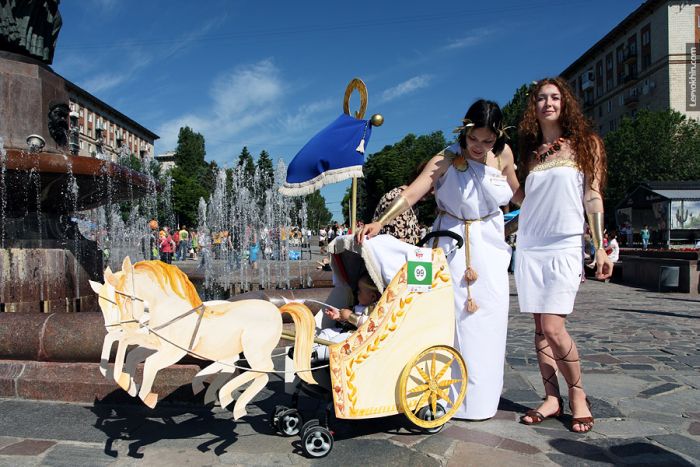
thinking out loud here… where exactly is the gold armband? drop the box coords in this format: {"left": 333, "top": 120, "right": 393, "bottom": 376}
{"left": 346, "top": 313, "right": 360, "bottom": 327}
{"left": 587, "top": 212, "right": 605, "bottom": 250}
{"left": 376, "top": 194, "right": 410, "bottom": 227}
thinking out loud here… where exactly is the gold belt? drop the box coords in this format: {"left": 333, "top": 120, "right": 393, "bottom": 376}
{"left": 436, "top": 209, "right": 500, "bottom": 313}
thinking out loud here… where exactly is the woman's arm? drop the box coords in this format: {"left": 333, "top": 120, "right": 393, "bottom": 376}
{"left": 499, "top": 144, "right": 522, "bottom": 205}
{"left": 584, "top": 136, "right": 613, "bottom": 280}
{"left": 356, "top": 154, "right": 451, "bottom": 242}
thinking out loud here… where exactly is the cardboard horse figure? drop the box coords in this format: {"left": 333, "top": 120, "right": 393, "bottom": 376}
{"left": 91, "top": 275, "right": 239, "bottom": 402}
{"left": 102, "top": 257, "right": 317, "bottom": 419}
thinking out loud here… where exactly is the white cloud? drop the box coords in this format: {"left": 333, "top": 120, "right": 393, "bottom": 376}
{"left": 380, "top": 75, "right": 432, "bottom": 103}
{"left": 279, "top": 98, "right": 336, "bottom": 134}
{"left": 443, "top": 28, "right": 494, "bottom": 50}
{"left": 156, "top": 60, "right": 285, "bottom": 155}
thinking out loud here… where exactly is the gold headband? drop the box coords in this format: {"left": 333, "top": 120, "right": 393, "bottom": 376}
{"left": 452, "top": 118, "right": 475, "bottom": 134}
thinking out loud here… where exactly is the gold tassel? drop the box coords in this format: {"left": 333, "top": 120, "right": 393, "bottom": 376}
{"left": 465, "top": 266, "right": 478, "bottom": 282}
{"left": 466, "top": 298, "right": 479, "bottom": 313}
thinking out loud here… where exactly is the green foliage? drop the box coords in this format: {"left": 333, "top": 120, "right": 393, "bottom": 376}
{"left": 604, "top": 109, "right": 700, "bottom": 211}
{"left": 290, "top": 191, "right": 333, "bottom": 231}
{"left": 501, "top": 83, "right": 530, "bottom": 164}
{"left": 257, "top": 150, "right": 274, "bottom": 190}
{"left": 171, "top": 127, "right": 211, "bottom": 226}
{"left": 237, "top": 146, "right": 256, "bottom": 185}
{"left": 345, "top": 131, "right": 447, "bottom": 225}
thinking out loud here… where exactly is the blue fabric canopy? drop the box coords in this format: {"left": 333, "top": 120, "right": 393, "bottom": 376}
{"left": 280, "top": 113, "right": 372, "bottom": 196}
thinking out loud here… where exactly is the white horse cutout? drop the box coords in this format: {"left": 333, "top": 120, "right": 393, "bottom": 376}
{"left": 101, "top": 257, "right": 317, "bottom": 419}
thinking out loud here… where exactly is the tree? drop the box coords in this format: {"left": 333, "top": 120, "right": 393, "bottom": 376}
{"left": 237, "top": 146, "right": 256, "bottom": 184}
{"left": 290, "top": 191, "right": 333, "bottom": 231}
{"left": 501, "top": 83, "right": 530, "bottom": 164}
{"left": 604, "top": 109, "right": 700, "bottom": 213}
{"left": 256, "top": 150, "right": 274, "bottom": 190}
{"left": 171, "top": 127, "right": 210, "bottom": 226}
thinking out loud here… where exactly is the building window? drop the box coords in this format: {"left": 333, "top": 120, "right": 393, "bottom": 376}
{"left": 88, "top": 113, "right": 93, "bottom": 123}
{"left": 598, "top": 105, "right": 602, "bottom": 117}
{"left": 79, "top": 125, "right": 84, "bottom": 134}
{"left": 80, "top": 141, "right": 84, "bottom": 149}
{"left": 616, "top": 45, "right": 625, "bottom": 86}
{"left": 641, "top": 24, "right": 651, "bottom": 70}
{"left": 627, "top": 34, "right": 638, "bottom": 79}
{"left": 79, "top": 109, "right": 84, "bottom": 117}
{"left": 605, "top": 52, "right": 614, "bottom": 91}
{"left": 607, "top": 100, "right": 612, "bottom": 113}
{"left": 595, "top": 60, "right": 604, "bottom": 97}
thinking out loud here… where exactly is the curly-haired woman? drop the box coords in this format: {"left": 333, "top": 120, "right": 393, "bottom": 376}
{"left": 514, "top": 78, "right": 613, "bottom": 433}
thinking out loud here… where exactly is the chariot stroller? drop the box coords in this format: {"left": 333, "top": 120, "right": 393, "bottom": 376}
{"left": 271, "top": 231, "right": 468, "bottom": 458}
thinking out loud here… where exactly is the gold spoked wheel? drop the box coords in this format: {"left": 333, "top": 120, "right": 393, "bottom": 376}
{"left": 398, "top": 345, "right": 467, "bottom": 429}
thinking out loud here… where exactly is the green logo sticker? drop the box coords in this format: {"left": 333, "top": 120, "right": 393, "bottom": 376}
{"left": 407, "top": 247, "right": 432, "bottom": 292}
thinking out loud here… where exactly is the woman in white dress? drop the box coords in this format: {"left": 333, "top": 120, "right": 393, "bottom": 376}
{"left": 514, "top": 78, "right": 613, "bottom": 433}
{"left": 358, "top": 100, "right": 518, "bottom": 420}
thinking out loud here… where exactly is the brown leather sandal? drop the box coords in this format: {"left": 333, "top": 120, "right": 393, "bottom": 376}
{"left": 556, "top": 341, "right": 595, "bottom": 433}
{"left": 520, "top": 396, "right": 563, "bottom": 425}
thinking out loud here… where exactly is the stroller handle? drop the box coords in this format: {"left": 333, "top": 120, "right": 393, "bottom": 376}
{"left": 416, "top": 230, "right": 464, "bottom": 249}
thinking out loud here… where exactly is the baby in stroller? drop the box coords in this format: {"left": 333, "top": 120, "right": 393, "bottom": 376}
{"left": 314, "top": 274, "right": 381, "bottom": 360}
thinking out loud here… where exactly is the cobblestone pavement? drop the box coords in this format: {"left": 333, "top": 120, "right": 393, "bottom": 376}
{"left": 0, "top": 278, "right": 698, "bottom": 466}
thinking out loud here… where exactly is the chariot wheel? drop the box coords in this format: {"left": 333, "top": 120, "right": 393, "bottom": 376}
{"left": 398, "top": 345, "right": 467, "bottom": 430}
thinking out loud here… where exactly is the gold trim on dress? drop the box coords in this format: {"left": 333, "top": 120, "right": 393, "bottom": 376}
{"left": 530, "top": 159, "right": 579, "bottom": 172}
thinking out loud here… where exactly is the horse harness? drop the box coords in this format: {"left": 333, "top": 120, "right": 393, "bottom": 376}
{"left": 105, "top": 289, "right": 207, "bottom": 351}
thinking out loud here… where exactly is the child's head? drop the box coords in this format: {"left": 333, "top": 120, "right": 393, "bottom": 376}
{"left": 357, "top": 274, "right": 380, "bottom": 306}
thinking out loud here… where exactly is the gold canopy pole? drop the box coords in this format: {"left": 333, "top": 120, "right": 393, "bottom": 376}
{"left": 342, "top": 78, "right": 383, "bottom": 233}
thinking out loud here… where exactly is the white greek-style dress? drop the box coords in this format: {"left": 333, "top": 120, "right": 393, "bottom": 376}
{"left": 432, "top": 144, "right": 513, "bottom": 420}
{"left": 515, "top": 159, "right": 585, "bottom": 314}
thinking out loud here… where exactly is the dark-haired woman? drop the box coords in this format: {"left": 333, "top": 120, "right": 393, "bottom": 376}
{"left": 358, "top": 100, "right": 518, "bottom": 420}
{"left": 515, "top": 78, "right": 613, "bottom": 433}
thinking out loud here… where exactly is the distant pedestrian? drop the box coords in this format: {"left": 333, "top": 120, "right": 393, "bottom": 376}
{"left": 641, "top": 224, "right": 650, "bottom": 250}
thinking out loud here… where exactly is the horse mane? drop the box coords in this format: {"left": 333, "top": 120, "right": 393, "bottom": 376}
{"left": 129, "top": 261, "right": 203, "bottom": 308}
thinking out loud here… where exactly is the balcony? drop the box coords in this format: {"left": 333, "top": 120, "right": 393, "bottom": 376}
{"left": 623, "top": 94, "right": 639, "bottom": 108}
{"left": 623, "top": 72, "right": 639, "bottom": 84}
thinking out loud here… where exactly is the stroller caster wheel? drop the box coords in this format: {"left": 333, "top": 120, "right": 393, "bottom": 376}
{"left": 301, "top": 425, "right": 333, "bottom": 458}
{"left": 271, "top": 405, "right": 288, "bottom": 430}
{"left": 276, "top": 408, "right": 302, "bottom": 437}
{"left": 417, "top": 405, "right": 447, "bottom": 434}
{"left": 299, "top": 419, "right": 320, "bottom": 438}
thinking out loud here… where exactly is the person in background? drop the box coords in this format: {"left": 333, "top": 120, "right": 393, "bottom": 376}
{"left": 172, "top": 228, "right": 180, "bottom": 261}
{"left": 178, "top": 225, "right": 189, "bottom": 260}
{"left": 641, "top": 224, "right": 650, "bottom": 250}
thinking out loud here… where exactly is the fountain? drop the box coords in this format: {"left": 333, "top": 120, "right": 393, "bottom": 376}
{"left": 0, "top": 2, "right": 191, "bottom": 402}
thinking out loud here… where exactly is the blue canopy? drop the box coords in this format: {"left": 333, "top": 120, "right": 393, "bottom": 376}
{"left": 280, "top": 113, "right": 372, "bottom": 196}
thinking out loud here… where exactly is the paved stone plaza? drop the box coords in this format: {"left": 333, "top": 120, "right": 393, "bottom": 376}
{"left": 0, "top": 277, "right": 698, "bottom": 466}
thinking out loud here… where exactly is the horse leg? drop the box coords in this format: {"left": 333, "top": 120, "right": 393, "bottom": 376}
{"left": 138, "top": 348, "right": 186, "bottom": 408}
{"left": 100, "top": 330, "right": 121, "bottom": 378}
{"left": 231, "top": 356, "right": 272, "bottom": 420}
{"left": 217, "top": 371, "right": 259, "bottom": 413}
{"left": 115, "top": 334, "right": 153, "bottom": 391}
{"left": 122, "top": 346, "right": 155, "bottom": 397}
{"left": 204, "top": 366, "right": 238, "bottom": 405}
{"left": 192, "top": 361, "right": 226, "bottom": 395}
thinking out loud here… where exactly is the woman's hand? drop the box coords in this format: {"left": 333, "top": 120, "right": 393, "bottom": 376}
{"left": 324, "top": 307, "right": 340, "bottom": 320}
{"left": 355, "top": 222, "right": 382, "bottom": 244}
{"left": 594, "top": 249, "right": 613, "bottom": 280}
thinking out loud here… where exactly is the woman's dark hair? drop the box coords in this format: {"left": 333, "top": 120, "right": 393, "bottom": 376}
{"left": 457, "top": 99, "right": 507, "bottom": 156}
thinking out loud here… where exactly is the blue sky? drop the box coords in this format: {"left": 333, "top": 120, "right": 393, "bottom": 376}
{"left": 53, "top": 0, "right": 644, "bottom": 221}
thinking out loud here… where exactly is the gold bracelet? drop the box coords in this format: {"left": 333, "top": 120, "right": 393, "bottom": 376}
{"left": 346, "top": 313, "right": 360, "bottom": 327}
{"left": 376, "top": 194, "right": 410, "bottom": 227}
{"left": 587, "top": 212, "right": 605, "bottom": 250}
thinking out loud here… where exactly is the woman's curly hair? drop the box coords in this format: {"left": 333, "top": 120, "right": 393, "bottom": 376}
{"left": 518, "top": 77, "right": 607, "bottom": 192}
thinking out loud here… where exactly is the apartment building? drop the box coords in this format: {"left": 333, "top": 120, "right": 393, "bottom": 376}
{"left": 561, "top": 0, "right": 700, "bottom": 135}
{"left": 64, "top": 78, "right": 158, "bottom": 162}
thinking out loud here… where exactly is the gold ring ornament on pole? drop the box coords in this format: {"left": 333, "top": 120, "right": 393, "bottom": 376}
{"left": 398, "top": 345, "right": 467, "bottom": 430}
{"left": 343, "top": 78, "right": 368, "bottom": 119}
